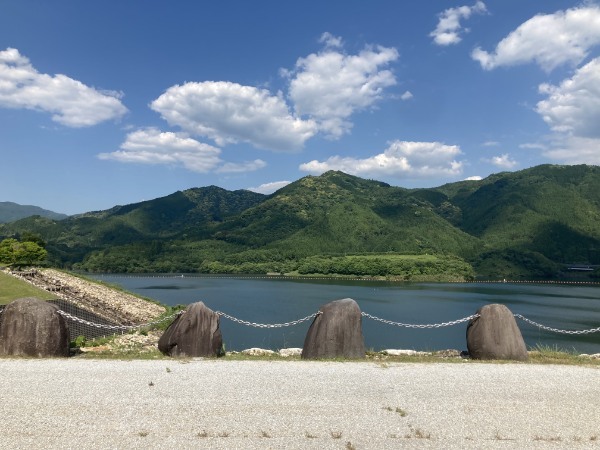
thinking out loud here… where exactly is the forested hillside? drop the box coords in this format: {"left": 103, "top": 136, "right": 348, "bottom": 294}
{"left": 2, "top": 164, "right": 599, "bottom": 279}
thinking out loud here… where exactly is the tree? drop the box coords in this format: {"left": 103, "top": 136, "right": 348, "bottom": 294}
{"left": 0, "top": 238, "right": 48, "bottom": 267}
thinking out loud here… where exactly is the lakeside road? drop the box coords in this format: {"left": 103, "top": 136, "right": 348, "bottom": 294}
{"left": 1, "top": 360, "right": 599, "bottom": 449}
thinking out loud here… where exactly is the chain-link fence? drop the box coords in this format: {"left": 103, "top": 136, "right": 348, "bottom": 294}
{"left": 48, "top": 299, "right": 122, "bottom": 341}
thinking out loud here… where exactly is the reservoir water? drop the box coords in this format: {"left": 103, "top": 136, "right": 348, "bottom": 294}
{"left": 93, "top": 275, "right": 600, "bottom": 354}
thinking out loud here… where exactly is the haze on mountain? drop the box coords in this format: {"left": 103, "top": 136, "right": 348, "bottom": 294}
{"left": 0, "top": 202, "right": 67, "bottom": 224}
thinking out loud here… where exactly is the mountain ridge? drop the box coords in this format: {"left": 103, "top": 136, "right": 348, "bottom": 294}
{"left": 1, "top": 164, "right": 599, "bottom": 279}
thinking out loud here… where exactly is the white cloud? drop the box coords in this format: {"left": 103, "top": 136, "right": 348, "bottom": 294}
{"left": 536, "top": 57, "right": 600, "bottom": 138}
{"left": 247, "top": 180, "right": 291, "bottom": 194}
{"left": 543, "top": 135, "right": 600, "bottom": 165}
{"left": 285, "top": 36, "right": 399, "bottom": 138}
{"left": 464, "top": 175, "right": 483, "bottom": 181}
{"left": 400, "top": 90, "right": 414, "bottom": 101}
{"left": 430, "top": 1, "right": 487, "bottom": 46}
{"left": 482, "top": 140, "right": 500, "bottom": 147}
{"left": 490, "top": 153, "right": 518, "bottom": 169}
{"left": 319, "top": 32, "right": 343, "bottom": 49}
{"left": 472, "top": 5, "right": 600, "bottom": 71}
{"left": 150, "top": 81, "right": 317, "bottom": 152}
{"left": 519, "top": 142, "right": 547, "bottom": 150}
{"left": 299, "top": 140, "right": 463, "bottom": 178}
{"left": 0, "top": 47, "right": 127, "bottom": 127}
{"left": 534, "top": 57, "right": 600, "bottom": 165}
{"left": 149, "top": 35, "right": 398, "bottom": 152}
{"left": 215, "top": 159, "right": 267, "bottom": 174}
{"left": 98, "top": 128, "right": 222, "bottom": 173}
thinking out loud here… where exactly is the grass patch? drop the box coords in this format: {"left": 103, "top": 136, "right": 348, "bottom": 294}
{"left": 528, "top": 344, "right": 598, "bottom": 366}
{"left": 396, "top": 407, "right": 408, "bottom": 417}
{"left": 0, "top": 271, "right": 57, "bottom": 305}
{"left": 533, "top": 435, "right": 561, "bottom": 442}
{"left": 405, "top": 426, "right": 431, "bottom": 439}
{"left": 383, "top": 406, "right": 408, "bottom": 417}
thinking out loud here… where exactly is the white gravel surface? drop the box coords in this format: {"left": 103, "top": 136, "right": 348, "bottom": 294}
{"left": 1, "top": 359, "right": 599, "bottom": 449}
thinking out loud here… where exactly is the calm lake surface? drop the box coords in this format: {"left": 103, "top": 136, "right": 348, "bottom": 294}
{"left": 93, "top": 275, "right": 600, "bottom": 353}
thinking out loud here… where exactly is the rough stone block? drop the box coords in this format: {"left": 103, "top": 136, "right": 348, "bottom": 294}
{"left": 0, "top": 297, "right": 70, "bottom": 357}
{"left": 301, "top": 298, "right": 365, "bottom": 359}
{"left": 467, "top": 303, "right": 528, "bottom": 361}
{"left": 158, "top": 301, "right": 223, "bottom": 357}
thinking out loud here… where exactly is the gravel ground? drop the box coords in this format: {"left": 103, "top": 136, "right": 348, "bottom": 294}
{"left": 1, "top": 359, "right": 599, "bottom": 449}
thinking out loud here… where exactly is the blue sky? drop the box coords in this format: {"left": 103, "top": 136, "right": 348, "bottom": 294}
{"left": 2, "top": 1, "right": 600, "bottom": 215}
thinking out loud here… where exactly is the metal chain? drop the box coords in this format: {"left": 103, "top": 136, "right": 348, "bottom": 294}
{"left": 514, "top": 314, "right": 600, "bottom": 335}
{"left": 361, "top": 312, "right": 480, "bottom": 328}
{"left": 6, "top": 303, "right": 600, "bottom": 336}
{"left": 56, "top": 310, "right": 185, "bottom": 331}
{"left": 216, "top": 311, "right": 321, "bottom": 328}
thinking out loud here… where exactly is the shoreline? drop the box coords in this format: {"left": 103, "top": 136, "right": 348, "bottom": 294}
{"left": 3, "top": 268, "right": 600, "bottom": 361}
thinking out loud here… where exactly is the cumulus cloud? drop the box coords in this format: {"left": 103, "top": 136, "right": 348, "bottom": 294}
{"left": 519, "top": 142, "right": 547, "bottom": 150}
{"left": 0, "top": 47, "right": 127, "bottom": 127}
{"left": 98, "top": 128, "right": 222, "bottom": 172}
{"left": 400, "top": 90, "right": 414, "bottom": 101}
{"left": 534, "top": 57, "right": 600, "bottom": 165}
{"left": 247, "top": 180, "right": 291, "bottom": 194}
{"left": 464, "top": 175, "right": 483, "bottom": 181}
{"left": 319, "top": 32, "right": 343, "bottom": 49}
{"left": 285, "top": 34, "right": 399, "bottom": 138}
{"left": 489, "top": 153, "right": 518, "bottom": 169}
{"left": 149, "top": 34, "right": 398, "bottom": 152}
{"left": 215, "top": 159, "right": 267, "bottom": 174}
{"left": 482, "top": 140, "right": 500, "bottom": 147}
{"left": 542, "top": 135, "right": 600, "bottom": 164}
{"left": 536, "top": 57, "right": 600, "bottom": 138}
{"left": 299, "top": 140, "right": 463, "bottom": 178}
{"left": 150, "top": 81, "right": 317, "bottom": 152}
{"left": 430, "top": 1, "right": 487, "bottom": 46}
{"left": 472, "top": 5, "right": 600, "bottom": 71}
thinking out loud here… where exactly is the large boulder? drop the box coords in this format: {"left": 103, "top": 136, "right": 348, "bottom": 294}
{"left": 0, "top": 297, "right": 70, "bottom": 357}
{"left": 302, "top": 298, "right": 365, "bottom": 359}
{"left": 158, "top": 302, "right": 223, "bottom": 357}
{"left": 467, "top": 303, "right": 528, "bottom": 361}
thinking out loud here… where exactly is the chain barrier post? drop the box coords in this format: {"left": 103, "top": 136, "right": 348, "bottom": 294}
{"left": 7, "top": 304, "right": 600, "bottom": 341}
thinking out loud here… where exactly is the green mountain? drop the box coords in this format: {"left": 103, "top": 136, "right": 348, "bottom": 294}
{"left": 0, "top": 201, "right": 67, "bottom": 223}
{"left": 2, "top": 164, "right": 600, "bottom": 279}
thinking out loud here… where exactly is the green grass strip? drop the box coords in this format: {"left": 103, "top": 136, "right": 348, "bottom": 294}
{"left": 0, "top": 271, "right": 57, "bottom": 305}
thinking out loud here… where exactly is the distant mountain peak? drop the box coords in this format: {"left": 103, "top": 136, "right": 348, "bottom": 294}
{"left": 0, "top": 201, "right": 67, "bottom": 223}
